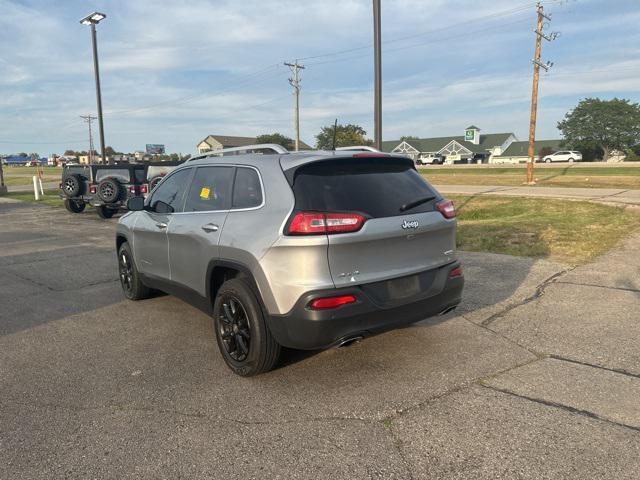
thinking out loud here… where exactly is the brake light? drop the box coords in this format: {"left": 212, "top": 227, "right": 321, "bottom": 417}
{"left": 129, "top": 185, "right": 136, "bottom": 194}
{"left": 140, "top": 184, "right": 148, "bottom": 194}
{"left": 309, "top": 294, "right": 356, "bottom": 310}
{"left": 436, "top": 199, "right": 456, "bottom": 219}
{"left": 287, "top": 212, "right": 366, "bottom": 235}
{"left": 449, "top": 266, "right": 463, "bottom": 278}
{"left": 89, "top": 184, "right": 97, "bottom": 194}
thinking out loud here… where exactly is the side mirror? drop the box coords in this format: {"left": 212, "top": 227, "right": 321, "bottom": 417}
{"left": 153, "top": 200, "right": 174, "bottom": 214}
{"left": 127, "top": 196, "right": 145, "bottom": 211}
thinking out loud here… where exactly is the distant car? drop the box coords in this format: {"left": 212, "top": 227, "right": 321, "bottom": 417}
{"left": 335, "top": 146, "right": 381, "bottom": 153}
{"left": 542, "top": 150, "right": 582, "bottom": 163}
{"left": 417, "top": 154, "right": 444, "bottom": 165}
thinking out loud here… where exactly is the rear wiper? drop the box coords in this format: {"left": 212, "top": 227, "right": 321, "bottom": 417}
{"left": 399, "top": 195, "right": 436, "bottom": 212}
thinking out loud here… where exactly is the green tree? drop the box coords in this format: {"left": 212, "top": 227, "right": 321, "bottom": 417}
{"left": 63, "top": 150, "right": 77, "bottom": 157}
{"left": 557, "top": 98, "right": 640, "bottom": 161}
{"left": 400, "top": 135, "right": 419, "bottom": 142}
{"left": 315, "top": 123, "right": 370, "bottom": 149}
{"left": 29, "top": 152, "right": 39, "bottom": 159}
{"left": 256, "top": 133, "right": 294, "bottom": 150}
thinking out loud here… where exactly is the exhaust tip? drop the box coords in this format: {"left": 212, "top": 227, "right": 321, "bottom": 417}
{"left": 336, "top": 335, "right": 364, "bottom": 348}
{"left": 439, "top": 306, "right": 457, "bottom": 315}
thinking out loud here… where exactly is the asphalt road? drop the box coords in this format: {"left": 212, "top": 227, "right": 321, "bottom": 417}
{"left": 1, "top": 202, "right": 639, "bottom": 479}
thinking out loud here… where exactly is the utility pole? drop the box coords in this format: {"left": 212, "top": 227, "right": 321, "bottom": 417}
{"left": 284, "top": 60, "right": 305, "bottom": 151}
{"left": 80, "top": 115, "right": 97, "bottom": 163}
{"left": 526, "top": 2, "right": 557, "bottom": 185}
{"left": 373, "top": 0, "right": 382, "bottom": 150}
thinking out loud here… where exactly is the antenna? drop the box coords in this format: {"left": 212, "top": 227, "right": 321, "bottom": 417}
{"left": 332, "top": 118, "right": 338, "bottom": 151}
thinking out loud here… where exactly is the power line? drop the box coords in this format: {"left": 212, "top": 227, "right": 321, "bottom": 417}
{"left": 80, "top": 115, "right": 97, "bottom": 163}
{"left": 298, "top": 1, "right": 537, "bottom": 62}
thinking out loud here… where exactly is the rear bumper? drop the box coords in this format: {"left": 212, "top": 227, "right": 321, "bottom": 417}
{"left": 266, "top": 262, "right": 464, "bottom": 350}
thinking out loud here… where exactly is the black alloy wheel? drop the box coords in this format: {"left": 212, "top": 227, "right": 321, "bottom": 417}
{"left": 62, "top": 175, "right": 81, "bottom": 197}
{"left": 218, "top": 295, "right": 252, "bottom": 362}
{"left": 64, "top": 198, "right": 86, "bottom": 213}
{"left": 117, "top": 243, "right": 152, "bottom": 300}
{"left": 119, "top": 248, "right": 134, "bottom": 295}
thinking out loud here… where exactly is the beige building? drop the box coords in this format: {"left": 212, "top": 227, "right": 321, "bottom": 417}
{"left": 197, "top": 135, "right": 259, "bottom": 154}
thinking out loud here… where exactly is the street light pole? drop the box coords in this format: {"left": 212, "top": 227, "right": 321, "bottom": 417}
{"left": 80, "top": 12, "right": 109, "bottom": 164}
{"left": 373, "top": 0, "right": 382, "bottom": 151}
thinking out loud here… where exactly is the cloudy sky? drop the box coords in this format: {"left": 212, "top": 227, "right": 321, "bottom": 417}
{"left": 1, "top": 0, "right": 639, "bottom": 155}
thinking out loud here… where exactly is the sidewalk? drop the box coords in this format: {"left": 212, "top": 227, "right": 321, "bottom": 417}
{"left": 435, "top": 184, "right": 640, "bottom": 205}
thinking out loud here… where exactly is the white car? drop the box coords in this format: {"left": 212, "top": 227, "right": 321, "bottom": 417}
{"left": 417, "top": 154, "right": 444, "bottom": 165}
{"left": 542, "top": 150, "right": 582, "bottom": 163}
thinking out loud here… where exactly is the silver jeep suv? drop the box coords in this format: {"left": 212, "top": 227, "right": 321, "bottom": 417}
{"left": 116, "top": 149, "right": 464, "bottom": 376}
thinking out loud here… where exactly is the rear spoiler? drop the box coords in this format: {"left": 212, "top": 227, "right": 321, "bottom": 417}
{"left": 281, "top": 153, "right": 414, "bottom": 186}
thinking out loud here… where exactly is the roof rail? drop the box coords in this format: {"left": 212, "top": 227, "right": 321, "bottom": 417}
{"left": 188, "top": 143, "right": 289, "bottom": 162}
{"left": 335, "top": 146, "right": 380, "bottom": 152}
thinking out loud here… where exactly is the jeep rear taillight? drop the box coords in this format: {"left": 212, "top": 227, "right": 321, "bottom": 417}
{"left": 436, "top": 199, "right": 456, "bottom": 219}
{"left": 129, "top": 186, "right": 136, "bottom": 194}
{"left": 140, "top": 184, "right": 148, "bottom": 194}
{"left": 89, "top": 184, "right": 97, "bottom": 194}
{"left": 287, "top": 212, "right": 366, "bottom": 235}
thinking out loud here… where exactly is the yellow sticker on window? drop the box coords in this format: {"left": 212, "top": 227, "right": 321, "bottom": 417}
{"left": 200, "top": 187, "right": 210, "bottom": 200}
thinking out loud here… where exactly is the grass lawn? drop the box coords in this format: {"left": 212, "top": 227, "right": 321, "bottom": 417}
{"left": 3, "top": 188, "right": 639, "bottom": 266}
{"left": 451, "top": 194, "right": 640, "bottom": 265}
{"left": 2, "top": 189, "right": 64, "bottom": 208}
{"left": 2, "top": 166, "right": 60, "bottom": 185}
{"left": 422, "top": 165, "right": 640, "bottom": 189}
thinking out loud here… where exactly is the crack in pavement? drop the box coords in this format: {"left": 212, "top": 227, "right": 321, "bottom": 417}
{"left": 479, "top": 383, "right": 640, "bottom": 434}
{"left": 555, "top": 281, "right": 640, "bottom": 294}
{"left": 481, "top": 268, "right": 574, "bottom": 327}
{"left": 549, "top": 354, "right": 640, "bottom": 380}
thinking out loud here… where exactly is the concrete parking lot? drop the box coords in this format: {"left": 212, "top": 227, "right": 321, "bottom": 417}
{"left": 1, "top": 202, "right": 639, "bottom": 479}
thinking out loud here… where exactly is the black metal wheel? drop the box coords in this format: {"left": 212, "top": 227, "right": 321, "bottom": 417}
{"left": 62, "top": 175, "right": 82, "bottom": 197}
{"left": 218, "top": 295, "right": 251, "bottom": 362}
{"left": 119, "top": 248, "right": 134, "bottom": 295}
{"left": 97, "top": 178, "right": 122, "bottom": 203}
{"left": 96, "top": 205, "right": 117, "bottom": 219}
{"left": 64, "top": 198, "right": 86, "bottom": 213}
{"left": 117, "top": 242, "right": 151, "bottom": 300}
{"left": 213, "top": 278, "right": 280, "bottom": 376}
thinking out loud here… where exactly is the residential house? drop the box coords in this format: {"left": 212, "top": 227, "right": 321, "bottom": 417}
{"left": 197, "top": 134, "right": 311, "bottom": 153}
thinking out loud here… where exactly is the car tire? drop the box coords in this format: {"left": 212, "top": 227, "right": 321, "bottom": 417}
{"left": 64, "top": 198, "right": 86, "bottom": 213}
{"left": 545, "top": 158, "right": 552, "bottom": 163}
{"left": 62, "top": 174, "right": 83, "bottom": 197}
{"left": 96, "top": 205, "right": 117, "bottom": 219}
{"left": 213, "top": 278, "right": 281, "bottom": 376}
{"left": 97, "top": 178, "right": 123, "bottom": 203}
{"left": 118, "top": 242, "right": 152, "bottom": 300}
{"left": 568, "top": 158, "right": 574, "bottom": 163}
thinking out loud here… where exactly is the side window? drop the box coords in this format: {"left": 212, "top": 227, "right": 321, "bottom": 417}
{"left": 184, "top": 166, "right": 234, "bottom": 212}
{"left": 232, "top": 168, "right": 263, "bottom": 209}
{"left": 149, "top": 169, "right": 192, "bottom": 213}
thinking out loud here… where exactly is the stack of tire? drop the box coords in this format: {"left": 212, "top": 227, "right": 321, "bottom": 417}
{"left": 96, "top": 178, "right": 124, "bottom": 219}
{"left": 62, "top": 174, "right": 86, "bottom": 214}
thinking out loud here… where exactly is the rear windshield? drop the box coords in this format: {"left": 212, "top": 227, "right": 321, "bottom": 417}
{"left": 292, "top": 158, "right": 439, "bottom": 218}
{"left": 95, "top": 169, "right": 130, "bottom": 183}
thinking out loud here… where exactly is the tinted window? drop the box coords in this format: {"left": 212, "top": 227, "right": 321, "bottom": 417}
{"left": 232, "top": 168, "right": 263, "bottom": 209}
{"left": 184, "top": 166, "right": 234, "bottom": 212}
{"left": 292, "top": 158, "right": 438, "bottom": 218}
{"left": 149, "top": 168, "right": 192, "bottom": 213}
{"left": 95, "top": 169, "right": 130, "bottom": 183}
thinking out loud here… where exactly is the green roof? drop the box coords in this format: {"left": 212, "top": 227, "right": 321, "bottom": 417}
{"left": 498, "top": 139, "right": 562, "bottom": 157}
{"left": 382, "top": 133, "right": 513, "bottom": 154}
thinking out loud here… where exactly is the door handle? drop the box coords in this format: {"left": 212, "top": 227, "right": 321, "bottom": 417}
{"left": 201, "top": 223, "right": 219, "bottom": 233}
{"left": 155, "top": 222, "right": 167, "bottom": 229}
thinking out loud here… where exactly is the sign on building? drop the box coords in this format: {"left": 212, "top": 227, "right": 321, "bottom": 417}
{"left": 146, "top": 144, "right": 165, "bottom": 155}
